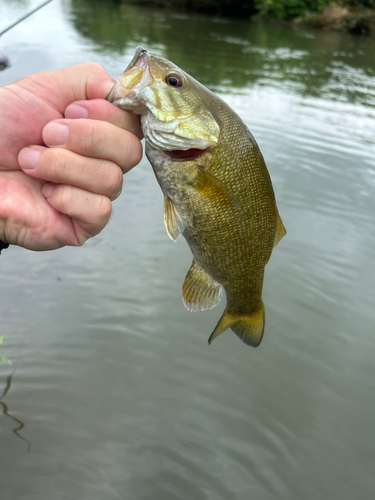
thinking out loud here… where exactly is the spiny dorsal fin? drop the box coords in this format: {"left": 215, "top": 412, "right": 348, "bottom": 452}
{"left": 163, "top": 196, "right": 186, "bottom": 242}
{"left": 182, "top": 259, "right": 223, "bottom": 312}
{"left": 273, "top": 211, "right": 286, "bottom": 248}
{"left": 190, "top": 166, "right": 241, "bottom": 210}
{"left": 208, "top": 302, "right": 265, "bottom": 347}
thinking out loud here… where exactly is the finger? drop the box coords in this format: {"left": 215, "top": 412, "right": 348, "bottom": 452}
{"left": 42, "top": 119, "right": 143, "bottom": 173}
{"left": 18, "top": 145, "right": 123, "bottom": 200}
{"left": 4, "top": 63, "right": 116, "bottom": 171}
{"left": 17, "top": 63, "right": 116, "bottom": 113}
{"left": 42, "top": 183, "right": 112, "bottom": 243}
{"left": 65, "top": 99, "right": 143, "bottom": 140}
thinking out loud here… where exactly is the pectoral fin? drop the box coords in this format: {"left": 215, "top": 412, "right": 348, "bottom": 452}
{"left": 273, "top": 211, "right": 286, "bottom": 248}
{"left": 182, "top": 259, "right": 223, "bottom": 312}
{"left": 208, "top": 302, "right": 265, "bottom": 347}
{"left": 164, "top": 196, "right": 186, "bottom": 241}
{"left": 189, "top": 166, "right": 241, "bottom": 210}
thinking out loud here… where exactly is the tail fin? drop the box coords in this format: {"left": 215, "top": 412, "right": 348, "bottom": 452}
{"left": 208, "top": 302, "right": 265, "bottom": 347}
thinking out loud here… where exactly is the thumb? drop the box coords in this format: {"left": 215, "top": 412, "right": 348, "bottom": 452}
{"left": 21, "top": 62, "right": 115, "bottom": 114}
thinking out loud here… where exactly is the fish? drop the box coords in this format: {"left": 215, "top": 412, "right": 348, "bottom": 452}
{"left": 107, "top": 47, "right": 286, "bottom": 347}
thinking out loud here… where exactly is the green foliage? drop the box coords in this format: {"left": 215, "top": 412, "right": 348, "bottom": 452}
{"left": 345, "top": 0, "right": 375, "bottom": 6}
{"left": 0, "top": 336, "right": 11, "bottom": 364}
{"left": 130, "top": 1, "right": 375, "bottom": 21}
{"left": 130, "top": 0, "right": 257, "bottom": 17}
{"left": 255, "top": 0, "right": 332, "bottom": 19}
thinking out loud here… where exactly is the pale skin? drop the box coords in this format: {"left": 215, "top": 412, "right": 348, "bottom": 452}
{"left": 0, "top": 62, "right": 143, "bottom": 251}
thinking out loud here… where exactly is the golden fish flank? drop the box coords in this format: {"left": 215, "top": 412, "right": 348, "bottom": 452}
{"left": 107, "top": 47, "right": 286, "bottom": 347}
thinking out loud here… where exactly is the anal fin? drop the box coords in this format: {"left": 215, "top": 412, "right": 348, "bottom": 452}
{"left": 208, "top": 302, "right": 265, "bottom": 347}
{"left": 182, "top": 259, "right": 223, "bottom": 312}
{"left": 164, "top": 196, "right": 186, "bottom": 242}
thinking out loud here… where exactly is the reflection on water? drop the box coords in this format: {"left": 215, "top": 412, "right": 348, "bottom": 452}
{"left": 68, "top": 0, "right": 375, "bottom": 106}
{"left": 0, "top": 372, "right": 31, "bottom": 452}
{"left": 0, "top": 1, "right": 375, "bottom": 499}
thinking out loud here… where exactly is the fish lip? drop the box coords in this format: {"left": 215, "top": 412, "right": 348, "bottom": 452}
{"left": 124, "top": 46, "right": 148, "bottom": 72}
{"left": 110, "top": 85, "right": 137, "bottom": 110}
{"left": 106, "top": 47, "right": 152, "bottom": 108}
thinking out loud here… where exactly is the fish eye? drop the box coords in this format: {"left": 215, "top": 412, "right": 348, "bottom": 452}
{"left": 165, "top": 74, "right": 183, "bottom": 88}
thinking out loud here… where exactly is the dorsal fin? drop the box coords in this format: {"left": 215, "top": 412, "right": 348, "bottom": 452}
{"left": 273, "top": 211, "right": 286, "bottom": 248}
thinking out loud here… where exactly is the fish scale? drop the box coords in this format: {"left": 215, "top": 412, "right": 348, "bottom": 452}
{"left": 107, "top": 47, "right": 285, "bottom": 347}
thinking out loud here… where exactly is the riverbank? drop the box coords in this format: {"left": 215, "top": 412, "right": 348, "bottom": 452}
{"left": 295, "top": 5, "right": 375, "bottom": 36}
{"left": 130, "top": 1, "right": 375, "bottom": 36}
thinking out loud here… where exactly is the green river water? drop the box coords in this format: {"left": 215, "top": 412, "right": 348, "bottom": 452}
{"left": 0, "top": 1, "right": 374, "bottom": 499}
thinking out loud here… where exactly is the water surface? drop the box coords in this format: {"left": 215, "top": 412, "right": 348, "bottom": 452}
{"left": 0, "top": 1, "right": 374, "bottom": 499}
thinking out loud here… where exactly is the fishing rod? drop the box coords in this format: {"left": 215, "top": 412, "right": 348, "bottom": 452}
{"left": 0, "top": 0, "right": 54, "bottom": 37}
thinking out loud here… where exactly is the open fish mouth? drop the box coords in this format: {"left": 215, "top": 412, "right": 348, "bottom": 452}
{"left": 124, "top": 46, "right": 148, "bottom": 72}
{"left": 106, "top": 47, "right": 152, "bottom": 111}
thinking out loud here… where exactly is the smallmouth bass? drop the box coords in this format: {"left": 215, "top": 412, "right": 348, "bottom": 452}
{"left": 107, "top": 47, "right": 286, "bottom": 347}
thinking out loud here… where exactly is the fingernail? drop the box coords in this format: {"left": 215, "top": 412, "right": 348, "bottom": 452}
{"left": 18, "top": 147, "right": 40, "bottom": 170}
{"left": 43, "top": 122, "right": 69, "bottom": 146}
{"left": 65, "top": 103, "right": 88, "bottom": 119}
{"left": 42, "top": 183, "right": 54, "bottom": 198}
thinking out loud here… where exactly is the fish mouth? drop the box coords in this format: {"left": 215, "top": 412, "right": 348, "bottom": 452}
{"left": 163, "top": 148, "right": 208, "bottom": 161}
{"left": 124, "top": 46, "right": 148, "bottom": 73}
{"left": 106, "top": 47, "right": 152, "bottom": 111}
{"left": 108, "top": 47, "right": 219, "bottom": 157}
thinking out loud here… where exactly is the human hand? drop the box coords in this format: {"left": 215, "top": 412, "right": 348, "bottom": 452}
{"left": 0, "top": 63, "right": 142, "bottom": 251}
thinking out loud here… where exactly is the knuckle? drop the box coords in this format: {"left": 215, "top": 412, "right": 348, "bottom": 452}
{"left": 45, "top": 148, "right": 68, "bottom": 178}
{"left": 131, "top": 137, "right": 143, "bottom": 165}
{"left": 98, "top": 196, "right": 112, "bottom": 221}
{"left": 59, "top": 184, "right": 74, "bottom": 207}
{"left": 121, "top": 133, "right": 143, "bottom": 170}
{"left": 104, "top": 165, "right": 123, "bottom": 198}
{"left": 82, "top": 121, "right": 100, "bottom": 152}
{"left": 82, "top": 62, "right": 104, "bottom": 74}
{"left": 69, "top": 119, "right": 98, "bottom": 153}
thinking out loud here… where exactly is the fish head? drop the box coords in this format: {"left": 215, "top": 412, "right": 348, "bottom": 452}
{"left": 107, "top": 47, "right": 220, "bottom": 154}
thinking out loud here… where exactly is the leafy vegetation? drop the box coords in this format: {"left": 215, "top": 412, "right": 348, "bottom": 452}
{"left": 256, "top": 0, "right": 331, "bottom": 19}
{"left": 129, "top": 0, "right": 375, "bottom": 19}
{"left": 0, "top": 336, "right": 11, "bottom": 364}
{"left": 256, "top": 1, "right": 375, "bottom": 19}
{"left": 129, "top": 0, "right": 257, "bottom": 16}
